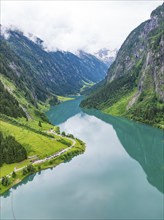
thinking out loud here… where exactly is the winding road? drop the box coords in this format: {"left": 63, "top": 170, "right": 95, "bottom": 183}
{"left": 1, "top": 130, "right": 76, "bottom": 180}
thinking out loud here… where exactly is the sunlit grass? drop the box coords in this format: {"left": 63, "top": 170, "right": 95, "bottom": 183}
{"left": 104, "top": 90, "right": 137, "bottom": 116}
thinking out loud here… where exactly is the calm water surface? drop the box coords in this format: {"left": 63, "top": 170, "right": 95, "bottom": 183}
{"left": 1, "top": 96, "right": 164, "bottom": 219}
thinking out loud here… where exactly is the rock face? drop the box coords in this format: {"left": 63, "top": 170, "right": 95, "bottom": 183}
{"left": 81, "top": 4, "right": 164, "bottom": 128}
{"left": 107, "top": 4, "right": 164, "bottom": 102}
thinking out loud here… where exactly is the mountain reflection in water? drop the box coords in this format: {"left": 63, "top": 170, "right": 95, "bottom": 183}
{"left": 84, "top": 109, "right": 164, "bottom": 194}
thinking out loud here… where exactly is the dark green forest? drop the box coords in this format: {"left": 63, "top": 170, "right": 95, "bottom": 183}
{"left": 0, "top": 81, "right": 27, "bottom": 118}
{"left": 0, "top": 132, "right": 27, "bottom": 166}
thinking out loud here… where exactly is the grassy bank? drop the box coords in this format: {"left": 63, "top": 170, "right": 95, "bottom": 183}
{"left": 0, "top": 129, "right": 86, "bottom": 195}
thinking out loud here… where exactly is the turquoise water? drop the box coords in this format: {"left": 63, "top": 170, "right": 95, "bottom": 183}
{"left": 1, "top": 96, "right": 164, "bottom": 219}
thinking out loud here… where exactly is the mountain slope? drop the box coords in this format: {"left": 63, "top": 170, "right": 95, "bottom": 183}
{"left": 81, "top": 4, "right": 164, "bottom": 129}
{"left": 0, "top": 80, "right": 27, "bottom": 118}
{"left": 1, "top": 29, "right": 107, "bottom": 97}
{"left": 0, "top": 39, "right": 52, "bottom": 105}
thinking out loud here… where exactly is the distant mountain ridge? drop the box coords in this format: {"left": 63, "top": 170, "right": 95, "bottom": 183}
{"left": 0, "top": 28, "right": 108, "bottom": 103}
{"left": 94, "top": 48, "right": 117, "bottom": 66}
{"left": 81, "top": 3, "right": 164, "bottom": 129}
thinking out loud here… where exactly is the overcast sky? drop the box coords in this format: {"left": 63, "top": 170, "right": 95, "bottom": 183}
{"left": 1, "top": 0, "right": 163, "bottom": 53}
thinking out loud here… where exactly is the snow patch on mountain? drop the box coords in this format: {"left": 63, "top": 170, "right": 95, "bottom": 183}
{"left": 94, "top": 48, "right": 118, "bottom": 66}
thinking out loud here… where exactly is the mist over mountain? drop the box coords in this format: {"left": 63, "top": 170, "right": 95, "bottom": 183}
{"left": 94, "top": 48, "right": 118, "bottom": 67}
{"left": 0, "top": 27, "right": 108, "bottom": 105}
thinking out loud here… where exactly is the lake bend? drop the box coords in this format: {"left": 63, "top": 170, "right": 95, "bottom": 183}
{"left": 1, "top": 96, "right": 164, "bottom": 219}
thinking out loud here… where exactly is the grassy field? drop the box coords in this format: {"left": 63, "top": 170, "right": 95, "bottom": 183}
{"left": 0, "top": 120, "right": 71, "bottom": 158}
{"left": 57, "top": 96, "right": 74, "bottom": 102}
{"left": 80, "top": 80, "right": 95, "bottom": 93}
{"left": 0, "top": 135, "right": 86, "bottom": 195}
{"left": 0, "top": 115, "right": 78, "bottom": 178}
{"left": 18, "top": 117, "right": 54, "bottom": 131}
{"left": 0, "top": 159, "right": 31, "bottom": 178}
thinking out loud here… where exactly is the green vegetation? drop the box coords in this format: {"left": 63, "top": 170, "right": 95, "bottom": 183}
{"left": 81, "top": 70, "right": 164, "bottom": 129}
{"left": 0, "top": 159, "right": 31, "bottom": 178}
{"left": 0, "top": 132, "right": 27, "bottom": 166}
{"left": 48, "top": 96, "right": 59, "bottom": 106}
{"left": 0, "top": 75, "right": 86, "bottom": 194}
{"left": 1, "top": 176, "right": 10, "bottom": 187}
{"left": 34, "top": 109, "right": 49, "bottom": 123}
{"left": 80, "top": 80, "right": 95, "bottom": 93}
{"left": 57, "top": 139, "right": 71, "bottom": 147}
{"left": 81, "top": 4, "right": 164, "bottom": 129}
{"left": 0, "top": 13, "right": 108, "bottom": 195}
{"left": 0, "top": 120, "right": 68, "bottom": 158}
{"left": 0, "top": 115, "right": 86, "bottom": 195}
{"left": 0, "top": 32, "right": 104, "bottom": 196}
{"left": 0, "top": 79, "right": 85, "bottom": 195}
{"left": 81, "top": 71, "right": 139, "bottom": 111}
{"left": 57, "top": 96, "right": 74, "bottom": 102}
{"left": 22, "top": 164, "right": 35, "bottom": 175}
{"left": 0, "top": 74, "right": 50, "bottom": 122}
{"left": 60, "top": 140, "right": 85, "bottom": 162}
{"left": 0, "top": 30, "right": 107, "bottom": 100}
{"left": 127, "top": 93, "right": 164, "bottom": 129}
{"left": 12, "top": 171, "right": 16, "bottom": 178}
{"left": 61, "top": 131, "right": 66, "bottom": 136}
{"left": 0, "top": 137, "right": 86, "bottom": 195}
{"left": 104, "top": 89, "right": 137, "bottom": 116}
{"left": 0, "top": 81, "right": 26, "bottom": 118}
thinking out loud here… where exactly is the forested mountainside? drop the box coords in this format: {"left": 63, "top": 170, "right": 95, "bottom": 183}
{"left": 81, "top": 4, "right": 164, "bottom": 129}
{"left": 0, "top": 28, "right": 107, "bottom": 100}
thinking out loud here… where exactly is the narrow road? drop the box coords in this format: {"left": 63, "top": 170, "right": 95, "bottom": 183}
{"left": 33, "top": 132, "right": 76, "bottom": 165}
{"left": 0, "top": 131, "right": 76, "bottom": 179}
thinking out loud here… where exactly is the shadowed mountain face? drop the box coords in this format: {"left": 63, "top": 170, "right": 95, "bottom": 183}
{"left": 84, "top": 109, "right": 164, "bottom": 194}
{"left": 0, "top": 29, "right": 107, "bottom": 101}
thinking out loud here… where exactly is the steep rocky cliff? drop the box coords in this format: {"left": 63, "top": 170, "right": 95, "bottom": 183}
{"left": 81, "top": 4, "right": 164, "bottom": 128}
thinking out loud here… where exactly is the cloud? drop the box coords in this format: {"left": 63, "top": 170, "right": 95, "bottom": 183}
{"left": 1, "top": 0, "right": 163, "bottom": 53}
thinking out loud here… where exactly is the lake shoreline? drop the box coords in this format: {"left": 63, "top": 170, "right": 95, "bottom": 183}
{"left": 2, "top": 96, "right": 163, "bottom": 219}
{"left": 0, "top": 137, "right": 86, "bottom": 196}
{"left": 81, "top": 105, "right": 164, "bottom": 130}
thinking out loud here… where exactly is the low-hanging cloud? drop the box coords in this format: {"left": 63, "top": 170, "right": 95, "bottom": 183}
{"left": 1, "top": 0, "right": 162, "bottom": 53}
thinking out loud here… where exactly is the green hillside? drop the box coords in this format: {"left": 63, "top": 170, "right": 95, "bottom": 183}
{"left": 1, "top": 30, "right": 107, "bottom": 98}
{"left": 81, "top": 4, "right": 164, "bottom": 129}
{"left": 0, "top": 74, "right": 85, "bottom": 195}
